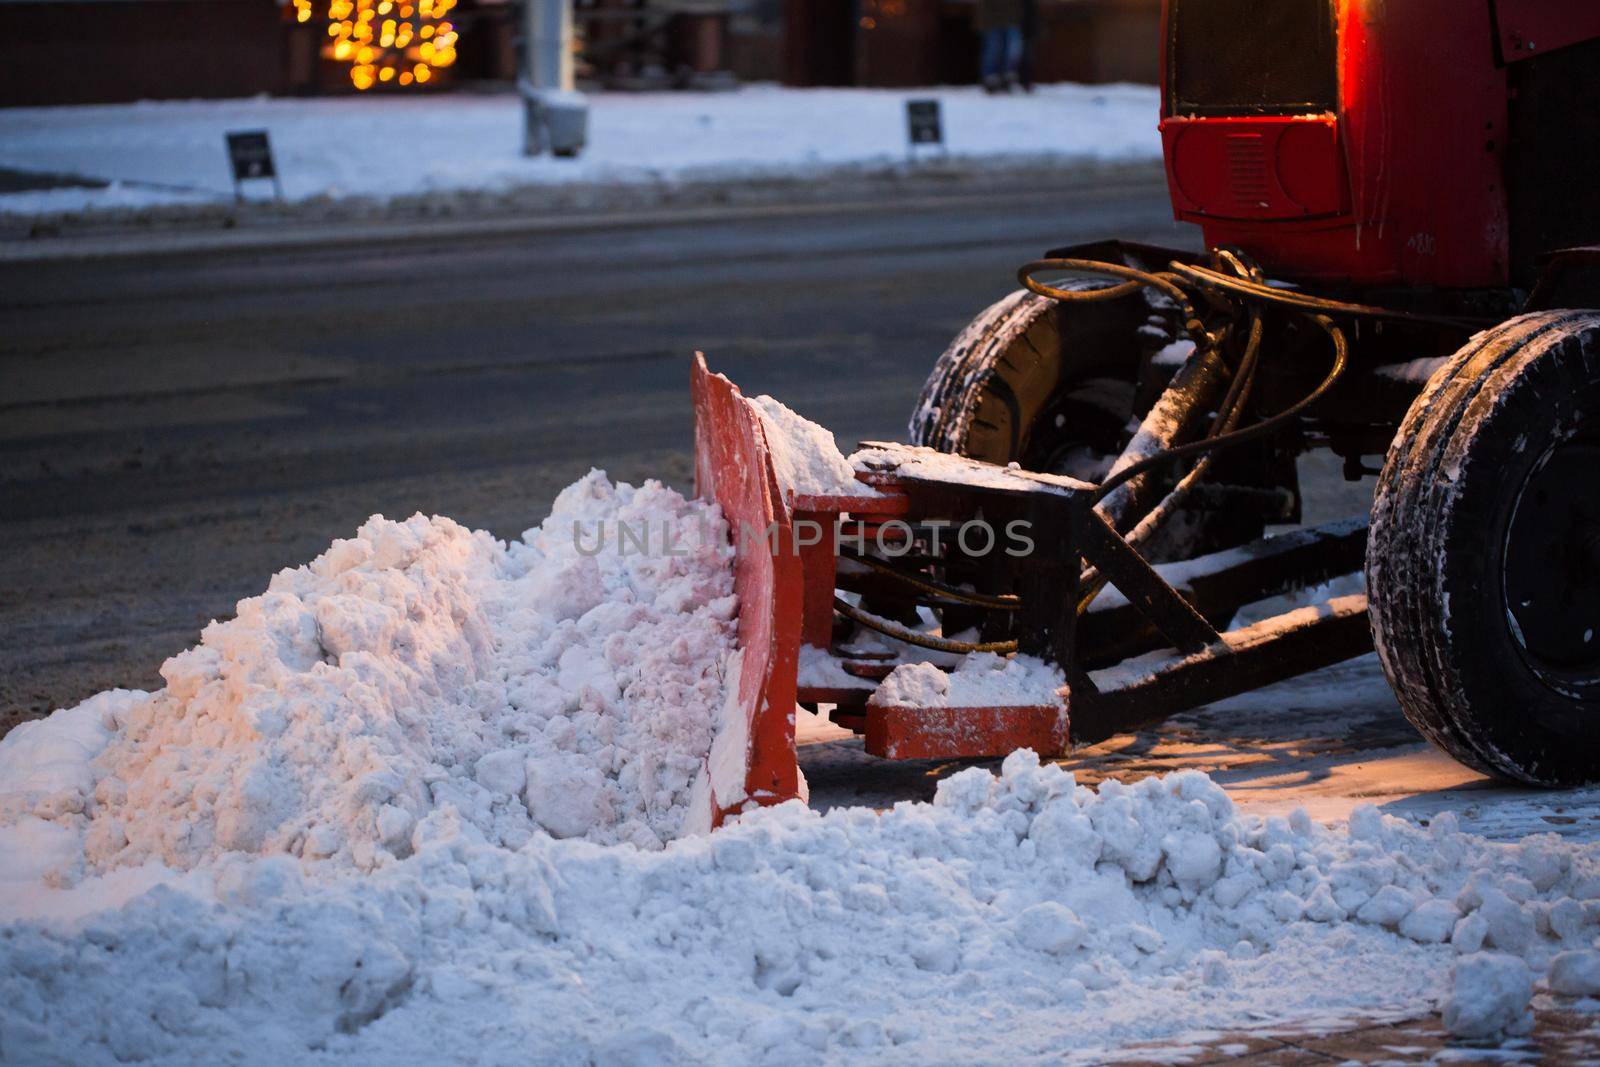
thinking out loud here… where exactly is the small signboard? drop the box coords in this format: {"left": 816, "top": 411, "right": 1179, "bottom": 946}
{"left": 906, "top": 99, "right": 944, "bottom": 148}
{"left": 225, "top": 130, "right": 283, "bottom": 201}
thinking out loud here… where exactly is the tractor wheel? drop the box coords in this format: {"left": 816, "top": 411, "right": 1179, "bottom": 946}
{"left": 910, "top": 284, "right": 1145, "bottom": 479}
{"left": 910, "top": 286, "right": 1271, "bottom": 560}
{"left": 1368, "top": 310, "right": 1600, "bottom": 786}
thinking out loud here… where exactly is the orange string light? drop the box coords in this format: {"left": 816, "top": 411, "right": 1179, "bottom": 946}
{"left": 297, "top": 0, "right": 456, "bottom": 90}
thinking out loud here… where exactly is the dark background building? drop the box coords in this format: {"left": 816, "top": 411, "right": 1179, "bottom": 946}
{"left": 783, "top": 0, "right": 1158, "bottom": 88}
{"left": 0, "top": 0, "right": 1157, "bottom": 107}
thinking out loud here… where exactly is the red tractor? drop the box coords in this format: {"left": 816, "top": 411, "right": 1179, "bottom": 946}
{"left": 687, "top": 0, "right": 1600, "bottom": 826}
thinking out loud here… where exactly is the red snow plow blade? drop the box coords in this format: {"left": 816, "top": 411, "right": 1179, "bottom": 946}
{"left": 686, "top": 353, "right": 805, "bottom": 827}
{"left": 688, "top": 354, "right": 1371, "bottom": 829}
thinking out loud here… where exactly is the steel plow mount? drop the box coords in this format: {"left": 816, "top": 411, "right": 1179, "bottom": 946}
{"left": 688, "top": 354, "right": 1372, "bottom": 828}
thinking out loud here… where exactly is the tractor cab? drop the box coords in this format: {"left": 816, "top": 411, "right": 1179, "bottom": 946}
{"left": 1160, "top": 0, "right": 1600, "bottom": 291}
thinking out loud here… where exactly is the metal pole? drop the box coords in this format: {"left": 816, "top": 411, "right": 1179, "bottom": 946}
{"left": 530, "top": 0, "right": 573, "bottom": 91}
{"left": 521, "top": 0, "right": 586, "bottom": 157}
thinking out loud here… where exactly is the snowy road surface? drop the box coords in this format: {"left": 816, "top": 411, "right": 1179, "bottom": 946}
{"left": 0, "top": 84, "right": 1160, "bottom": 219}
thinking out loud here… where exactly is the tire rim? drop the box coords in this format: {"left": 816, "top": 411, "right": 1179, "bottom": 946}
{"left": 1030, "top": 379, "right": 1137, "bottom": 479}
{"left": 1502, "top": 425, "right": 1600, "bottom": 693}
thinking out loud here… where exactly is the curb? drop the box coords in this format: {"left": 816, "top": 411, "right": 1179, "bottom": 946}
{"left": 0, "top": 159, "right": 1168, "bottom": 264}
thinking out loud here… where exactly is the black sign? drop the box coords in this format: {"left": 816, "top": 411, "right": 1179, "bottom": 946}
{"left": 906, "top": 99, "right": 943, "bottom": 146}
{"left": 226, "top": 131, "right": 277, "bottom": 181}
{"left": 225, "top": 130, "right": 283, "bottom": 202}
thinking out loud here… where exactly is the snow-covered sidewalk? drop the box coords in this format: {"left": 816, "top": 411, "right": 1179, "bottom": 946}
{"left": 0, "top": 84, "right": 1161, "bottom": 221}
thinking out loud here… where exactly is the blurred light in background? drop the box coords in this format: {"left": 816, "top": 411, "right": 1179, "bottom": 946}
{"left": 293, "top": 0, "right": 460, "bottom": 90}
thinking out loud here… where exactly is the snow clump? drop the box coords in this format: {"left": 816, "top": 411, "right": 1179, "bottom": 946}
{"left": 0, "top": 471, "right": 739, "bottom": 879}
{"left": 876, "top": 652, "right": 1066, "bottom": 708}
{"left": 5, "top": 750, "right": 1600, "bottom": 1062}
{"left": 748, "top": 393, "right": 876, "bottom": 500}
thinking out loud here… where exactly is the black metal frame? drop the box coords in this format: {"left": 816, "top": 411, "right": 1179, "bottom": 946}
{"left": 847, "top": 442, "right": 1374, "bottom": 746}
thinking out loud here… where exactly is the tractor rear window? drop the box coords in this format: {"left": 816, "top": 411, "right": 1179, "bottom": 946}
{"left": 1169, "top": 0, "right": 1338, "bottom": 116}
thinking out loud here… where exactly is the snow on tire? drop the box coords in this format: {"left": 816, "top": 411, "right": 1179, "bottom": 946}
{"left": 1368, "top": 309, "right": 1600, "bottom": 786}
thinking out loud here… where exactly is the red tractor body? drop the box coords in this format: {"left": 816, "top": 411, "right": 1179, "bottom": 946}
{"left": 1159, "top": 0, "right": 1600, "bottom": 289}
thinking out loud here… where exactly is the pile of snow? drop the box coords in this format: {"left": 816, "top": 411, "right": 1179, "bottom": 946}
{"left": 6, "top": 748, "right": 1600, "bottom": 1061}
{"left": 0, "top": 471, "right": 739, "bottom": 883}
{"left": 876, "top": 652, "right": 1066, "bottom": 708}
{"left": 0, "top": 84, "right": 1162, "bottom": 218}
{"left": 5, "top": 469, "right": 1600, "bottom": 1060}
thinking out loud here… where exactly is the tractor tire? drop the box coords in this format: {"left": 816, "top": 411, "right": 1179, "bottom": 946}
{"left": 1368, "top": 310, "right": 1600, "bottom": 786}
{"left": 910, "top": 284, "right": 1146, "bottom": 477}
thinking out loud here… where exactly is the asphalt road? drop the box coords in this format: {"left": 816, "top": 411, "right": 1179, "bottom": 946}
{"left": 0, "top": 179, "right": 1201, "bottom": 729}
